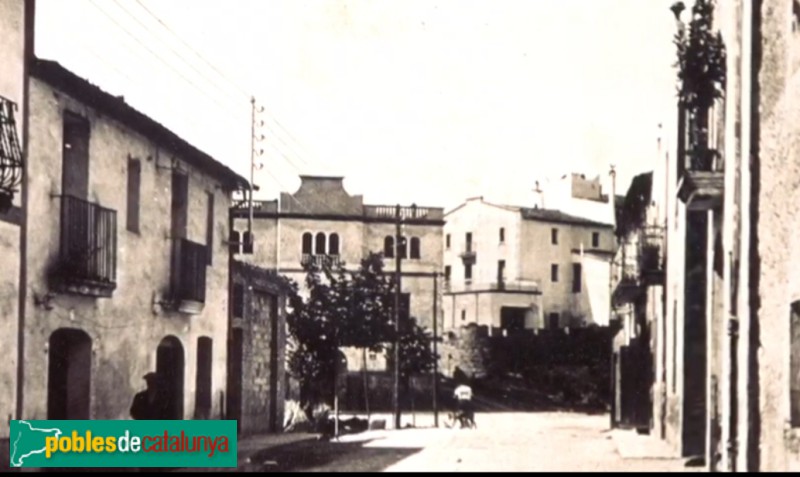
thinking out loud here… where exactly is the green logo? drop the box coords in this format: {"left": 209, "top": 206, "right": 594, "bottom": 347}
{"left": 9, "top": 420, "right": 237, "bottom": 468}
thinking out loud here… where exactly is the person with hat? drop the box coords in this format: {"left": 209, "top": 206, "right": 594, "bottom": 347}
{"left": 130, "top": 372, "right": 167, "bottom": 420}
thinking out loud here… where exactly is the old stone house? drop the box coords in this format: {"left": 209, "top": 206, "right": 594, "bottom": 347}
{"left": 17, "top": 57, "right": 249, "bottom": 422}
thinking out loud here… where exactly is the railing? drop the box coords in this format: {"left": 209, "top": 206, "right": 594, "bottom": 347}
{"left": 0, "top": 95, "right": 24, "bottom": 201}
{"left": 364, "top": 205, "right": 444, "bottom": 220}
{"left": 56, "top": 194, "right": 117, "bottom": 288}
{"left": 446, "top": 280, "right": 540, "bottom": 293}
{"left": 171, "top": 238, "right": 207, "bottom": 304}
{"left": 459, "top": 241, "right": 477, "bottom": 262}
{"left": 301, "top": 254, "right": 342, "bottom": 268}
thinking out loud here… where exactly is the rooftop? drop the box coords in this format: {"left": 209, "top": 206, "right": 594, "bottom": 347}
{"left": 31, "top": 58, "right": 250, "bottom": 191}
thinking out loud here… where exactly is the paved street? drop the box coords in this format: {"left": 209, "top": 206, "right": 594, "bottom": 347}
{"left": 321, "top": 412, "right": 700, "bottom": 473}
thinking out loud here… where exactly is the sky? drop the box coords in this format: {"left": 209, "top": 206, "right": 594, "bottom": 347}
{"left": 34, "top": 0, "right": 680, "bottom": 211}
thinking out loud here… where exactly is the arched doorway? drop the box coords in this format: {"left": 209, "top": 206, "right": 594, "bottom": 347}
{"left": 156, "top": 336, "right": 185, "bottom": 420}
{"left": 48, "top": 328, "right": 92, "bottom": 420}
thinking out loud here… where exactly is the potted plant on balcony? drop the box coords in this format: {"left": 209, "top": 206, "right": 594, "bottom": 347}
{"left": 673, "top": 0, "right": 726, "bottom": 171}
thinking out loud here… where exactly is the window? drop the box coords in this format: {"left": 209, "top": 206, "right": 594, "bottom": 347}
{"left": 229, "top": 230, "right": 241, "bottom": 254}
{"left": 398, "top": 236, "right": 408, "bottom": 259}
{"left": 315, "top": 232, "right": 326, "bottom": 255}
{"left": 497, "top": 260, "right": 506, "bottom": 284}
{"left": 551, "top": 228, "right": 558, "bottom": 245}
{"left": 329, "top": 233, "right": 340, "bottom": 256}
{"left": 551, "top": 264, "right": 559, "bottom": 282}
{"left": 444, "top": 265, "right": 451, "bottom": 282}
{"left": 195, "top": 337, "right": 213, "bottom": 419}
{"left": 242, "top": 231, "right": 254, "bottom": 254}
{"left": 206, "top": 192, "right": 214, "bottom": 265}
{"left": 384, "top": 236, "right": 395, "bottom": 258}
{"left": 126, "top": 158, "right": 141, "bottom": 233}
{"left": 410, "top": 237, "right": 421, "bottom": 259}
{"left": 791, "top": 300, "right": 800, "bottom": 426}
{"left": 302, "top": 232, "right": 313, "bottom": 255}
{"left": 572, "top": 263, "right": 582, "bottom": 293}
{"left": 461, "top": 310, "right": 466, "bottom": 321}
{"left": 170, "top": 171, "right": 189, "bottom": 239}
{"left": 466, "top": 232, "right": 473, "bottom": 251}
{"left": 62, "top": 112, "right": 90, "bottom": 199}
{"left": 465, "top": 264, "right": 473, "bottom": 281}
{"left": 592, "top": 232, "right": 600, "bottom": 248}
{"left": 446, "top": 234, "right": 451, "bottom": 249}
{"left": 232, "top": 284, "right": 244, "bottom": 318}
{"left": 548, "top": 313, "right": 560, "bottom": 329}
{"left": 499, "top": 227, "right": 505, "bottom": 243}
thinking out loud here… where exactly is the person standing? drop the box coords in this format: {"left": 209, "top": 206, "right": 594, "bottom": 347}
{"left": 130, "top": 372, "right": 167, "bottom": 420}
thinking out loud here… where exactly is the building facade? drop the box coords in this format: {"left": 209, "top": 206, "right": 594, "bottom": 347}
{"left": 0, "top": 0, "right": 34, "bottom": 438}
{"left": 442, "top": 196, "right": 614, "bottom": 335}
{"left": 18, "top": 58, "right": 248, "bottom": 422}
{"left": 230, "top": 175, "right": 445, "bottom": 370}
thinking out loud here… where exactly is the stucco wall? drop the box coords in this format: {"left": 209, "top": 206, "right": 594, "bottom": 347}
{"left": 756, "top": 0, "right": 800, "bottom": 469}
{"left": 0, "top": 0, "right": 27, "bottom": 438}
{"left": 21, "top": 78, "right": 232, "bottom": 421}
{"left": 520, "top": 219, "right": 613, "bottom": 324}
{"left": 442, "top": 291, "right": 542, "bottom": 331}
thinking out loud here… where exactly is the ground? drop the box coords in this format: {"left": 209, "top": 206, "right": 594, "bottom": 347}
{"left": 247, "top": 412, "right": 702, "bottom": 472}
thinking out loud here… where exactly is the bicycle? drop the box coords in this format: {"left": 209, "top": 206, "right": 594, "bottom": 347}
{"left": 444, "top": 408, "right": 476, "bottom": 429}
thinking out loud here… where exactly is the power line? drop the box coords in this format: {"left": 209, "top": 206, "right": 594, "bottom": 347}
{"left": 88, "top": 0, "right": 247, "bottom": 122}
{"left": 112, "top": 0, "right": 246, "bottom": 106}
{"left": 133, "top": 0, "right": 252, "bottom": 99}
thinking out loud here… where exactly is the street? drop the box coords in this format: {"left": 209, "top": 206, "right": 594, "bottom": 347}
{"left": 254, "top": 412, "right": 701, "bottom": 472}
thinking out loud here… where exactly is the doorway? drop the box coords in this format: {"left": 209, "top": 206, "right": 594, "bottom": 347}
{"left": 48, "top": 328, "right": 92, "bottom": 420}
{"left": 156, "top": 336, "right": 185, "bottom": 420}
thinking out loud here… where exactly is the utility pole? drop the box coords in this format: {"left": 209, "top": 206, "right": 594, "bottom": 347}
{"left": 393, "top": 204, "right": 403, "bottom": 430}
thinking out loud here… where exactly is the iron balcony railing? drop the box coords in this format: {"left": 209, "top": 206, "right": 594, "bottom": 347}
{"left": 56, "top": 194, "right": 117, "bottom": 287}
{"left": 301, "top": 253, "right": 342, "bottom": 268}
{"left": 171, "top": 238, "right": 207, "bottom": 304}
{"left": 0, "top": 95, "right": 24, "bottom": 206}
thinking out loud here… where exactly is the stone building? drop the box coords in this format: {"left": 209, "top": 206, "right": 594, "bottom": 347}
{"left": 17, "top": 58, "right": 249, "bottom": 421}
{"left": 230, "top": 175, "right": 445, "bottom": 371}
{"left": 442, "top": 196, "right": 614, "bottom": 334}
{"left": 228, "top": 260, "right": 288, "bottom": 435}
{"left": 0, "top": 0, "right": 34, "bottom": 439}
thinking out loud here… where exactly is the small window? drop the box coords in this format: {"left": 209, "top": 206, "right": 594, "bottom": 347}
{"left": 329, "top": 233, "right": 340, "bottom": 256}
{"left": 572, "top": 263, "right": 582, "bottom": 293}
{"left": 206, "top": 192, "right": 214, "bottom": 265}
{"left": 410, "top": 237, "right": 421, "bottom": 259}
{"left": 499, "top": 227, "right": 505, "bottom": 243}
{"left": 315, "top": 232, "right": 326, "bottom": 255}
{"left": 232, "top": 284, "right": 244, "bottom": 318}
{"left": 398, "top": 236, "right": 408, "bottom": 259}
{"left": 466, "top": 232, "right": 473, "bottom": 251}
{"left": 592, "top": 232, "right": 600, "bottom": 248}
{"left": 551, "top": 264, "right": 559, "bottom": 282}
{"left": 551, "top": 228, "right": 558, "bottom": 245}
{"left": 465, "top": 264, "right": 473, "bottom": 281}
{"left": 302, "top": 232, "right": 313, "bottom": 255}
{"left": 229, "top": 230, "right": 241, "bottom": 255}
{"left": 384, "top": 236, "right": 395, "bottom": 258}
{"left": 242, "top": 231, "right": 254, "bottom": 255}
{"left": 446, "top": 234, "right": 451, "bottom": 249}
{"left": 498, "top": 260, "right": 506, "bottom": 283}
{"left": 461, "top": 310, "right": 466, "bottom": 321}
{"left": 126, "top": 158, "right": 141, "bottom": 233}
{"left": 444, "top": 265, "right": 451, "bottom": 281}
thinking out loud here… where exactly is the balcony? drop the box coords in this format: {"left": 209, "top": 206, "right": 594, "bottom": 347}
{"left": 0, "top": 95, "right": 24, "bottom": 211}
{"left": 639, "top": 226, "right": 665, "bottom": 285}
{"left": 301, "top": 254, "right": 342, "bottom": 268}
{"left": 50, "top": 195, "right": 117, "bottom": 297}
{"left": 459, "top": 243, "right": 477, "bottom": 265}
{"left": 677, "top": 149, "right": 724, "bottom": 211}
{"left": 170, "top": 238, "right": 207, "bottom": 314}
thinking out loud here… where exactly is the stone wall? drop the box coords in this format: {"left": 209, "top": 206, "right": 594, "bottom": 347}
{"left": 438, "top": 323, "right": 490, "bottom": 379}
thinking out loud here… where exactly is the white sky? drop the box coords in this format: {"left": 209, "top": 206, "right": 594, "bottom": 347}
{"left": 34, "top": 0, "right": 679, "bottom": 211}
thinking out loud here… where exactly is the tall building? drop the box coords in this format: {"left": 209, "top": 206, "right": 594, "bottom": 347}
{"left": 442, "top": 196, "right": 614, "bottom": 335}
{"left": 230, "top": 175, "right": 445, "bottom": 367}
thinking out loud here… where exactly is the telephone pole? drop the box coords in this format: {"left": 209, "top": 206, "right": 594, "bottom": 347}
{"left": 432, "top": 270, "right": 439, "bottom": 427}
{"left": 393, "top": 204, "right": 403, "bottom": 430}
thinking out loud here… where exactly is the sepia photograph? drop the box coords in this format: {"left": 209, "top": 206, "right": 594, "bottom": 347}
{"left": 0, "top": 0, "right": 792, "bottom": 472}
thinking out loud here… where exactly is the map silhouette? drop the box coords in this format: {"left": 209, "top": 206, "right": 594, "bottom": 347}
{"left": 10, "top": 420, "right": 62, "bottom": 467}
